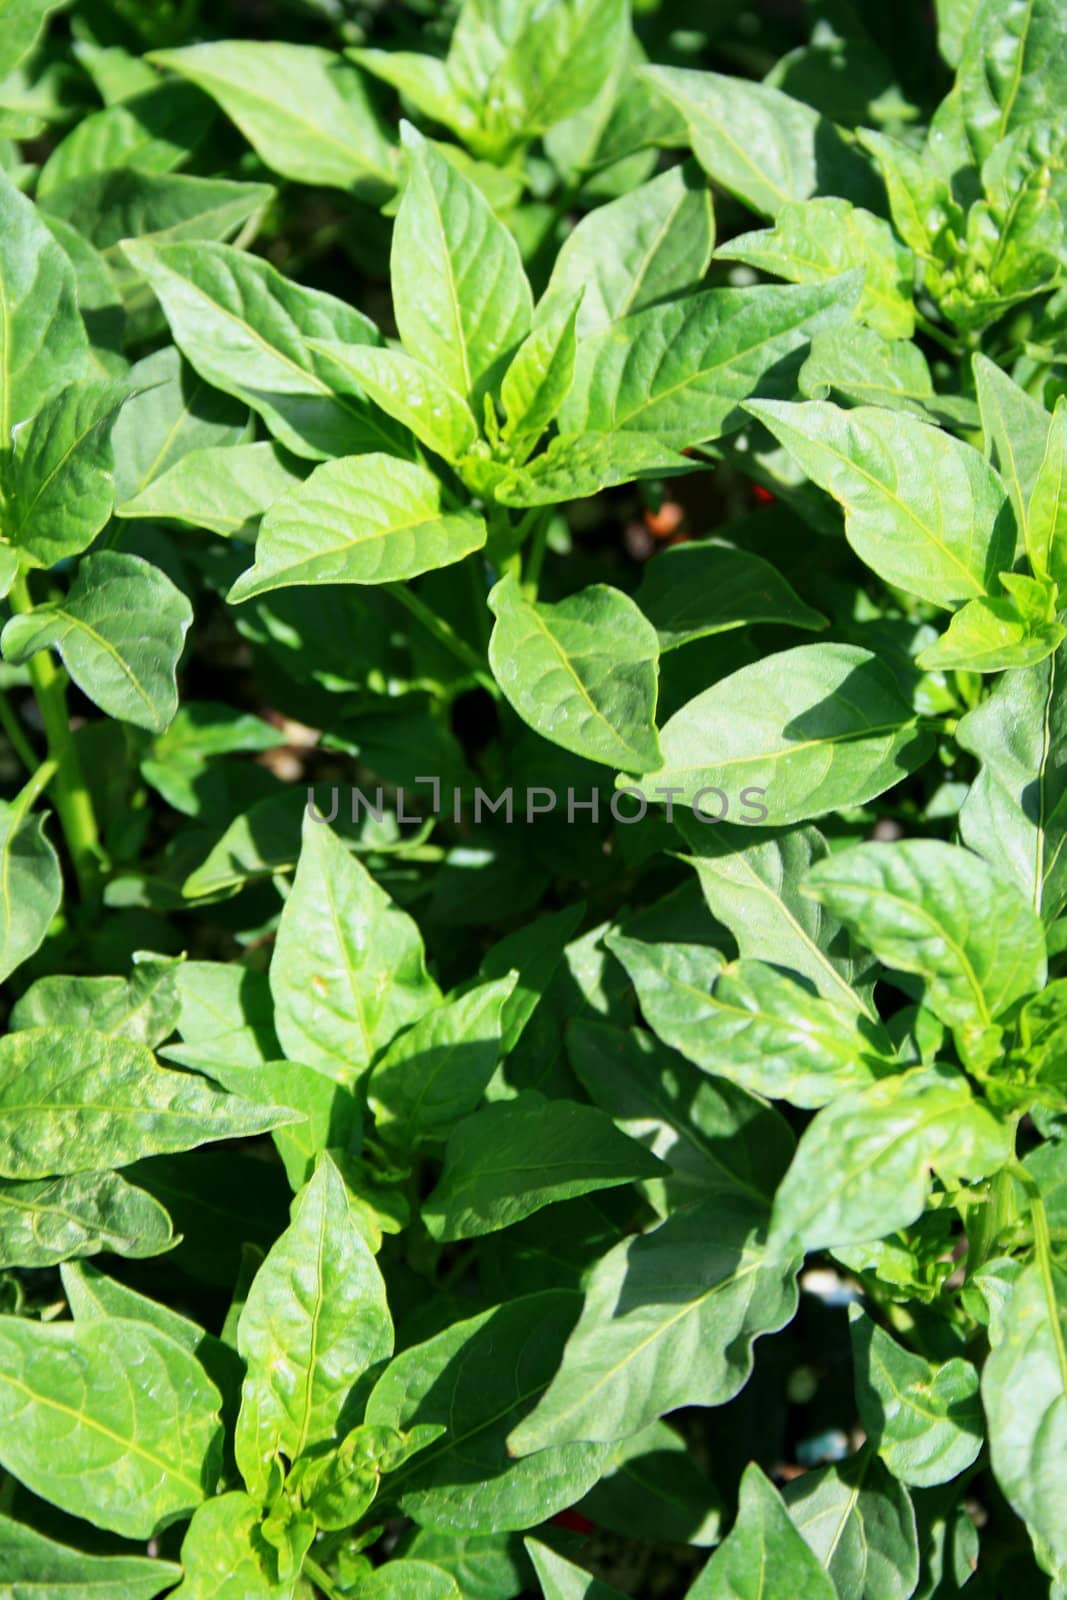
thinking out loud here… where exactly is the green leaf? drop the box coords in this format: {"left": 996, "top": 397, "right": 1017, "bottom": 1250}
{"left": 368, "top": 974, "right": 517, "bottom": 1147}
{"left": 799, "top": 322, "right": 975, "bottom": 424}
{"left": 309, "top": 341, "right": 478, "bottom": 464}
{"left": 500, "top": 292, "right": 582, "bottom": 458}
{"left": 36, "top": 81, "right": 216, "bottom": 197}
{"left": 0, "top": 1315, "right": 221, "bottom": 1537}
{"left": 568, "top": 1019, "right": 794, "bottom": 1207}
{"left": 0, "top": 1026, "right": 297, "bottom": 1179}
{"left": 120, "top": 239, "right": 403, "bottom": 461}
{"left": 576, "top": 1418, "right": 722, "bottom": 1547}
{"left": 393, "top": 124, "right": 532, "bottom": 404}
{"left": 0, "top": 781, "right": 61, "bottom": 986}
{"left": 768, "top": 1065, "right": 1013, "bottom": 1253}
{"left": 39, "top": 169, "right": 273, "bottom": 259}
{"left": 642, "top": 66, "right": 875, "bottom": 219}
{"left": 509, "top": 1195, "right": 798, "bottom": 1451}
{"left": 168, "top": 1491, "right": 284, "bottom": 1600}
{"left": 720, "top": 198, "right": 914, "bottom": 339}
{"left": 117, "top": 441, "right": 306, "bottom": 537}
{"left": 636, "top": 538, "right": 825, "bottom": 649}
{"left": 0, "top": 168, "right": 89, "bottom": 437}
{"left": 5, "top": 379, "right": 128, "bottom": 568}
{"left": 0, "top": 1511, "right": 181, "bottom": 1600}
{"left": 3, "top": 552, "right": 193, "bottom": 732}
{"left": 525, "top": 1539, "right": 627, "bottom": 1600}
{"left": 349, "top": 1562, "right": 461, "bottom": 1600}
{"left": 109, "top": 345, "right": 250, "bottom": 504}
{"left": 957, "top": 0, "right": 1067, "bottom": 165}
{"left": 957, "top": 639, "right": 1067, "bottom": 919}
{"left": 365, "top": 1291, "right": 613, "bottom": 1533}
{"left": 679, "top": 821, "right": 877, "bottom": 1014}
{"left": 606, "top": 935, "right": 891, "bottom": 1109}
{"left": 748, "top": 399, "right": 1013, "bottom": 609}
{"left": 915, "top": 580, "right": 1064, "bottom": 673}
{"left": 0, "top": 1169, "right": 175, "bottom": 1268}
{"left": 269, "top": 816, "right": 440, "bottom": 1081}
{"left": 1027, "top": 395, "right": 1067, "bottom": 590}
{"left": 228, "top": 454, "right": 487, "bottom": 602}
{"left": 849, "top": 1308, "right": 983, "bottom": 1487}
{"left": 783, "top": 1446, "right": 919, "bottom": 1600}
{"left": 150, "top": 42, "right": 395, "bottom": 192}
{"left": 170, "top": 960, "right": 281, "bottom": 1069}
{"left": 234, "top": 1153, "right": 393, "bottom": 1500}
{"left": 13, "top": 956, "right": 181, "bottom": 1046}
{"left": 806, "top": 839, "right": 1047, "bottom": 1030}
{"left": 686, "top": 1463, "right": 837, "bottom": 1600}
{"left": 973, "top": 351, "right": 1051, "bottom": 546}
{"left": 543, "top": 162, "right": 714, "bottom": 335}
{"left": 0, "top": 0, "right": 64, "bottom": 79}
{"left": 488, "top": 574, "right": 661, "bottom": 772}
{"left": 560, "top": 275, "right": 857, "bottom": 446}
{"left": 983, "top": 1258, "right": 1067, "bottom": 1580}
{"left": 626, "top": 641, "right": 929, "bottom": 826}
{"left": 423, "top": 1091, "right": 665, "bottom": 1241}
{"left": 492, "top": 429, "right": 689, "bottom": 507}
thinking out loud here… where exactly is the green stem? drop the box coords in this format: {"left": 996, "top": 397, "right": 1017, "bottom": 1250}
{"left": 1010, "top": 1157, "right": 1067, "bottom": 1389}
{"left": 0, "top": 687, "right": 39, "bottom": 773}
{"left": 521, "top": 512, "right": 552, "bottom": 600}
{"left": 388, "top": 583, "right": 498, "bottom": 698}
{"left": 303, "top": 1554, "right": 349, "bottom": 1600}
{"left": 914, "top": 310, "right": 964, "bottom": 356}
{"left": 10, "top": 572, "right": 103, "bottom": 900}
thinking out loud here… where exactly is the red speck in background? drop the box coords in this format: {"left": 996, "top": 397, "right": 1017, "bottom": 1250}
{"left": 751, "top": 484, "right": 776, "bottom": 505}
{"left": 551, "top": 1509, "right": 595, "bottom": 1535}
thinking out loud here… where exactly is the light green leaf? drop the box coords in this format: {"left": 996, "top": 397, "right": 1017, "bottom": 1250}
{"left": 109, "top": 345, "right": 250, "bottom": 504}
{"left": 957, "top": 638, "right": 1067, "bottom": 919}
{"left": 5, "top": 379, "right": 128, "bottom": 568}
{"left": 626, "top": 641, "right": 929, "bottom": 826}
{"left": 120, "top": 239, "right": 403, "bottom": 461}
{"left": 1027, "top": 395, "right": 1067, "bottom": 589}
{"left": 849, "top": 1308, "right": 983, "bottom": 1487}
{"left": 309, "top": 340, "right": 478, "bottom": 463}
{"left": 606, "top": 935, "right": 890, "bottom": 1109}
{"left": 525, "top": 1539, "right": 627, "bottom": 1600}
{"left": 39, "top": 170, "right": 273, "bottom": 261}
{"left": 169, "top": 1492, "right": 286, "bottom": 1600}
{"left": 351, "top": 47, "right": 476, "bottom": 147}
{"left": 12, "top": 956, "right": 180, "bottom": 1046}
{"left": 642, "top": 65, "right": 874, "bottom": 219}
{"left": 799, "top": 322, "right": 975, "bottom": 424}
{"left": 805, "top": 839, "right": 1047, "bottom": 1030}
{"left": 957, "top": 0, "right": 1067, "bottom": 165}
{"left": 983, "top": 1258, "right": 1067, "bottom": 1581}
{"left": 366, "top": 1291, "right": 613, "bottom": 1533}
{"left": 0, "top": 0, "right": 64, "bottom": 79}
{"left": 423, "top": 1091, "right": 665, "bottom": 1241}
{"left": 0, "top": 1025, "right": 297, "bottom": 1179}
{"left": 0, "top": 779, "right": 61, "bottom": 986}
{"left": 768, "top": 1065, "right": 1013, "bottom": 1253}
{"left": 488, "top": 574, "right": 661, "bottom": 772}
{"left": 491, "top": 429, "right": 689, "bottom": 507}
{"left": 0, "top": 1511, "right": 181, "bottom": 1600}
{"left": 973, "top": 351, "right": 1050, "bottom": 545}
{"left": 150, "top": 42, "right": 395, "bottom": 192}
{"left": 479, "top": 902, "right": 586, "bottom": 1057}
{"left": 171, "top": 960, "right": 280, "bottom": 1069}
{"left": 509, "top": 1195, "right": 798, "bottom": 1452}
{"left": 915, "top": 582, "right": 1064, "bottom": 673}
{"left": 269, "top": 815, "right": 440, "bottom": 1081}
{"left": 500, "top": 291, "right": 582, "bottom": 457}
{"left": 36, "top": 81, "right": 215, "bottom": 197}
{"left": 783, "top": 1446, "right": 919, "bottom": 1600}
{"left": 720, "top": 198, "right": 914, "bottom": 338}
{"left": 235, "top": 1153, "right": 393, "bottom": 1500}
{"left": 687, "top": 1464, "right": 837, "bottom": 1600}
{"left": 118, "top": 441, "right": 306, "bottom": 537}
{"left": 393, "top": 124, "right": 532, "bottom": 403}
{"left": 228, "top": 453, "right": 486, "bottom": 601}
{"left": 0, "top": 1170, "right": 174, "bottom": 1269}
{"left": 636, "top": 538, "right": 826, "bottom": 649}
{"left": 0, "top": 1315, "right": 221, "bottom": 1537}
{"left": 3, "top": 552, "right": 193, "bottom": 733}
{"left": 0, "top": 167, "right": 89, "bottom": 437}
{"left": 349, "top": 1562, "right": 461, "bottom": 1600}
{"left": 748, "top": 399, "right": 1013, "bottom": 609}
{"left": 560, "top": 275, "right": 857, "bottom": 445}
{"left": 544, "top": 162, "right": 714, "bottom": 335}
{"left": 368, "top": 974, "right": 517, "bottom": 1147}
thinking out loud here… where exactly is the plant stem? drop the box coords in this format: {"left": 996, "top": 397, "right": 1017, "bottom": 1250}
{"left": 521, "top": 511, "right": 552, "bottom": 599}
{"left": 303, "top": 1554, "right": 349, "bottom": 1600}
{"left": 914, "top": 311, "right": 963, "bottom": 356}
{"left": 0, "top": 687, "right": 39, "bottom": 773}
{"left": 10, "top": 572, "right": 103, "bottom": 901}
{"left": 388, "top": 582, "right": 498, "bottom": 698}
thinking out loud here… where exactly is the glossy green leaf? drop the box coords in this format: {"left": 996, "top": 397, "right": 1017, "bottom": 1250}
{"left": 957, "top": 0, "right": 1067, "bottom": 164}
{"left": 118, "top": 441, "right": 306, "bottom": 536}
{"left": 150, "top": 42, "right": 395, "bottom": 191}
{"left": 492, "top": 429, "right": 688, "bottom": 507}
{"left": 40, "top": 170, "right": 273, "bottom": 260}
{"left": 228, "top": 453, "right": 486, "bottom": 601}
{"left": 5, "top": 379, "right": 128, "bottom": 568}
{"left": 0, "top": 1025, "right": 297, "bottom": 1179}
{"left": 109, "top": 345, "right": 249, "bottom": 504}
{"left": 0, "top": 1512, "right": 181, "bottom": 1599}
{"left": 799, "top": 322, "right": 975, "bottom": 424}
{"left": 309, "top": 340, "right": 478, "bottom": 463}
{"left": 510, "top": 1195, "right": 798, "bottom": 1451}
{"left": 806, "top": 839, "right": 1047, "bottom": 1030}
{"left": 349, "top": 1562, "right": 461, "bottom": 1600}
{"left": 0, "top": 1169, "right": 175, "bottom": 1268}
{"left": 768, "top": 1065, "right": 1013, "bottom": 1253}
{"left": 423, "top": 1091, "right": 665, "bottom": 1241}
{"left": 488, "top": 574, "right": 661, "bottom": 772}
{"left": 525, "top": 1539, "right": 626, "bottom": 1600}
{"left": 12, "top": 957, "right": 180, "bottom": 1046}
{"left": 0, "top": 0, "right": 63, "bottom": 79}
{"left": 916, "top": 580, "right": 1064, "bottom": 674}
{"left": 973, "top": 352, "right": 1051, "bottom": 544}
{"left": 627, "top": 641, "right": 929, "bottom": 826}
{"left": 1027, "top": 395, "right": 1067, "bottom": 589}
{"left": 576, "top": 1418, "right": 722, "bottom": 1547}
{"left": 366, "top": 1291, "right": 613, "bottom": 1532}
{"left": 849, "top": 1308, "right": 983, "bottom": 1487}
{"left": 235, "top": 1153, "right": 393, "bottom": 1500}
{"left": 636, "top": 538, "right": 826, "bottom": 650}
{"left": 500, "top": 291, "right": 582, "bottom": 457}
{"left": 269, "top": 815, "right": 440, "bottom": 1080}
{"left": 687, "top": 1463, "right": 837, "bottom": 1600}
{"left": 0, "top": 1315, "right": 221, "bottom": 1537}
{"left": 783, "top": 1446, "right": 919, "bottom": 1600}
{"left": 748, "top": 399, "right": 1013, "bottom": 609}
{"left": 0, "top": 781, "right": 61, "bottom": 986}
{"left": 36, "top": 82, "right": 215, "bottom": 197}
{"left": 168, "top": 1492, "right": 284, "bottom": 1600}
{"left": 3, "top": 552, "right": 193, "bottom": 732}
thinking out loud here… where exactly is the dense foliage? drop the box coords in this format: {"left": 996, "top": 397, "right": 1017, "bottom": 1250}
{"left": 0, "top": 0, "right": 1064, "bottom": 1595}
